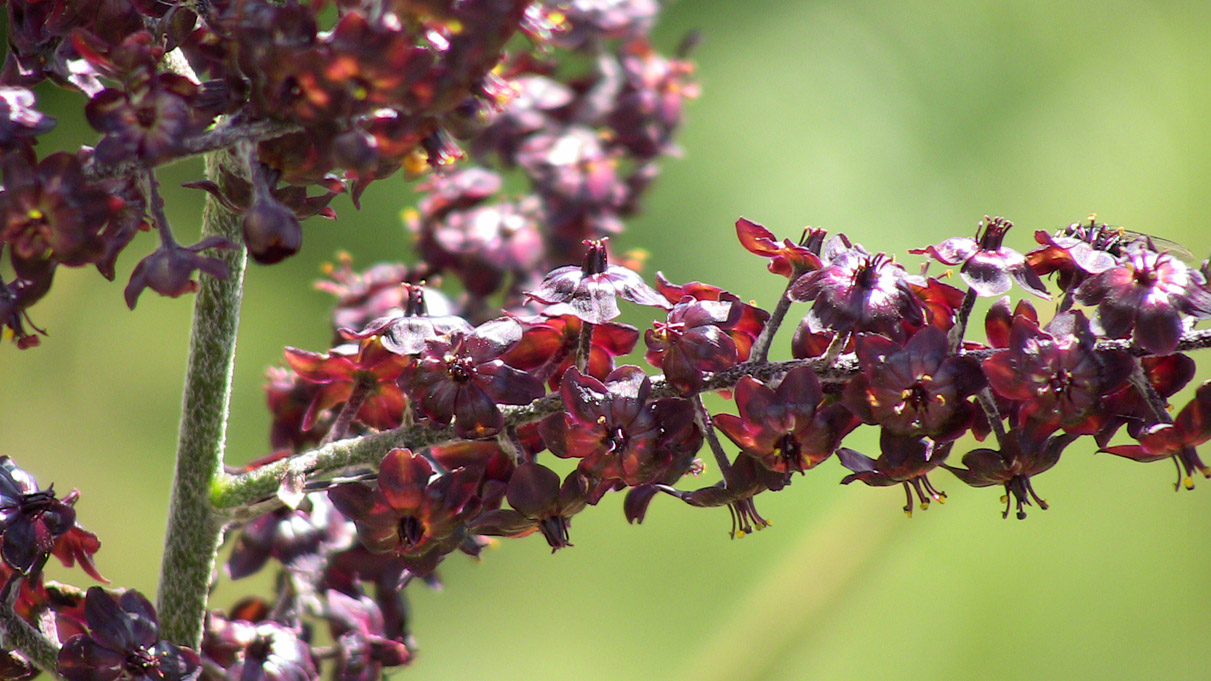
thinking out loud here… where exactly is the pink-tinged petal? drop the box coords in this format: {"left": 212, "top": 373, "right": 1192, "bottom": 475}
{"left": 736, "top": 216, "right": 782, "bottom": 256}
{"left": 377, "top": 449, "right": 432, "bottom": 512}
{"left": 1175, "top": 382, "right": 1211, "bottom": 446}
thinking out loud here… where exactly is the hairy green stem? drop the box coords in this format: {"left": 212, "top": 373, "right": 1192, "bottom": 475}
{"left": 155, "top": 150, "right": 248, "bottom": 648}
{"left": 0, "top": 577, "right": 61, "bottom": 677}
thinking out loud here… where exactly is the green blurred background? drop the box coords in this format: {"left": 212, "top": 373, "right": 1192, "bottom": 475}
{"left": 5, "top": 1, "right": 1211, "bottom": 679}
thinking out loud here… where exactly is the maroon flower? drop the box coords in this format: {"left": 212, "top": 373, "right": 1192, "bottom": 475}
{"left": 57, "top": 587, "right": 201, "bottom": 681}
{"left": 645, "top": 296, "right": 741, "bottom": 394}
{"left": 911, "top": 216, "right": 1049, "bottom": 298}
{"left": 1103, "top": 381, "right": 1211, "bottom": 490}
{"left": 1073, "top": 241, "right": 1211, "bottom": 355}
{"left": 945, "top": 431, "right": 1078, "bottom": 519}
{"left": 0, "top": 86, "right": 56, "bottom": 151}
{"left": 1026, "top": 218, "right": 1123, "bottom": 297}
{"left": 653, "top": 273, "right": 769, "bottom": 362}
{"left": 539, "top": 366, "right": 671, "bottom": 488}
{"left": 789, "top": 241, "right": 925, "bottom": 342}
{"left": 123, "top": 237, "right": 233, "bottom": 309}
{"left": 325, "top": 589, "right": 413, "bottom": 681}
{"left": 0, "top": 151, "right": 122, "bottom": 267}
{"left": 284, "top": 341, "right": 410, "bottom": 433}
{"left": 714, "top": 366, "right": 857, "bottom": 475}
{"left": 502, "top": 305, "right": 639, "bottom": 389}
{"left": 673, "top": 455, "right": 788, "bottom": 538}
{"left": 842, "top": 327, "right": 985, "bottom": 442}
{"left": 203, "top": 616, "right": 318, "bottom": 681}
{"left": 838, "top": 433, "right": 951, "bottom": 517}
{"left": 735, "top": 217, "right": 825, "bottom": 278}
{"left": 0, "top": 456, "right": 77, "bottom": 577}
{"left": 471, "top": 462, "right": 589, "bottom": 551}
{"left": 399, "top": 318, "right": 544, "bottom": 439}
{"left": 327, "top": 449, "right": 481, "bottom": 563}
{"left": 983, "top": 311, "right": 1133, "bottom": 437}
{"left": 527, "top": 238, "right": 669, "bottom": 325}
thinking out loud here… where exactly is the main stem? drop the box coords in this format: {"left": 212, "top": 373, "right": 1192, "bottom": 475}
{"left": 156, "top": 151, "right": 247, "bottom": 648}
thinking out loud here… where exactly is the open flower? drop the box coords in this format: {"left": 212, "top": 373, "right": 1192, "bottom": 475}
{"left": 58, "top": 587, "right": 200, "bottom": 681}
{"left": 838, "top": 433, "right": 951, "bottom": 517}
{"left": 714, "top": 366, "right": 857, "bottom": 475}
{"left": 945, "top": 431, "right": 1078, "bottom": 519}
{"left": 911, "top": 216, "right": 1049, "bottom": 298}
{"left": 470, "top": 462, "right": 589, "bottom": 551}
{"left": 0, "top": 456, "right": 77, "bottom": 577}
{"left": 1074, "top": 241, "right": 1211, "bottom": 354}
{"left": 644, "top": 296, "right": 741, "bottom": 394}
{"left": 527, "top": 238, "right": 669, "bottom": 325}
{"left": 1102, "top": 381, "right": 1211, "bottom": 490}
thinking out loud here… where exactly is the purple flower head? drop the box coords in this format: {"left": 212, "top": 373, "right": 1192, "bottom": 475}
{"left": 789, "top": 241, "right": 925, "bottom": 342}
{"left": 911, "top": 216, "right": 1049, "bottom": 298}
{"left": 57, "top": 587, "right": 201, "bottom": 681}
{"left": 1103, "top": 381, "right": 1211, "bottom": 490}
{"left": 470, "top": 462, "right": 589, "bottom": 552}
{"left": 399, "top": 318, "right": 544, "bottom": 439}
{"left": 203, "top": 616, "right": 318, "bottom": 681}
{"left": 527, "top": 238, "right": 670, "bottom": 325}
{"left": 945, "top": 431, "right": 1078, "bottom": 519}
{"left": 0, "top": 456, "right": 76, "bottom": 577}
{"left": 714, "top": 366, "right": 858, "bottom": 475}
{"left": 838, "top": 433, "right": 951, "bottom": 517}
{"left": 1074, "top": 241, "right": 1211, "bottom": 355}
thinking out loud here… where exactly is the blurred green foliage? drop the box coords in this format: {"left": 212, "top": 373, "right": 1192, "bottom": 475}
{"left": 4, "top": 1, "right": 1211, "bottom": 680}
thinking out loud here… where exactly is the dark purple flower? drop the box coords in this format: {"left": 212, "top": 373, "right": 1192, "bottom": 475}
{"left": 789, "top": 241, "right": 925, "bottom": 342}
{"left": 714, "top": 366, "right": 857, "bottom": 475}
{"left": 644, "top": 296, "right": 741, "bottom": 394}
{"left": 1103, "top": 381, "right": 1211, "bottom": 490}
{"left": 325, "top": 589, "right": 413, "bottom": 681}
{"left": 0, "top": 86, "right": 56, "bottom": 150}
{"left": 123, "top": 237, "right": 233, "bottom": 310}
{"left": 470, "top": 462, "right": 589, "bottom": 551}
{"left": 0, "top": 456, "right": 76, "bottom": 576}
{"left": 1074, "top": 242, "right": 1211, "bottom": 354}
{"left": 226, "top": 493, "right": 353, "bottom": 580}
{"left": 540, "top": 366, "right": 682, "bottom": 489}
{"left": 735, "top": 217, "right": 825, "bottom": 278}
{"left": 327, "top": 449, "right": 481, "bottom": 562}
{"left": 1026, "top": 217, "right": 1124, "bottom": 297}
{"left": 203, "top": 616, "right": 318, "bottom": 681}
{"left": 399, "top": 318, "right": 544, "bottom": 439}
{"left": 842, "top": 327, "right": 985, "bottom": 442}
{"left": 57, "top": 587, "right": 201, "bottom": 681}
{"left": 838, "top": 433, "right": 951, "bottom": 517}
{"left": 944, "top": 431, "right": 1078, "bottom": 519}
{"left": 527, "top": 238, "right": 669, "bottom": 325}
{"left": 911, "top": 216, "right": 1049, "bottom": 298}
{"left": 501, "top": 305, "right": 639, "bottom": 389}
{"left": 983, "top": 311, "right": 1133, "bottom": 437}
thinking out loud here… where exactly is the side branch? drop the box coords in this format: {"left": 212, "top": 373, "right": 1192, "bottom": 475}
{"left": 155, "top": 151, "right": 249, "bottom": 648}
{"left": 82, "top": 117, "right": 301, "bottom": 183}
{"left": 211, "top": 327, "right": 1211, "bottom": 518}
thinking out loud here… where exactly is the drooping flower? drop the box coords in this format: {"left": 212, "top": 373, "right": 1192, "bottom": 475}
{"left": 470, "top": 462, "right": 589, "bottom": 552}
{"left": 203, "top": 616, "right": 319, "bottom": 681}
{"left": 838, "top": 433, "right": 951, "bottom": 517}
{"left": 735, "top": 217, "right": 826, "bottom": 278}
{"left": 57, "top": 587, "right": 201, "bottom": 681}
{"left": 945, "top": 431, "right": 1078, "bottom": 519}
{"left": 327, "top": 449, "right": 481, "bottom": 565}
{"left": 1102, "top": 381, "right": 1211, "bottom": 490}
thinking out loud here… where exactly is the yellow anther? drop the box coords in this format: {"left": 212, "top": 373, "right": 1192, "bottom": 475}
{"left": 734, "top": 529, "right": 746, "bottom": 538}
{"left": 903, "top": 509, "right": 913, "bottom": 518}
{"left": 446, "top": 18, "right": 464, "bottom": 34}
{"left": 934, "top": 495, "right": 946, "bottom": 505}
{"left": 942, "top": 269, "right": 954, "bottom": 279}
{"left": 1184, "top": 476, "right": 1195, "bottom": 490}
{"left": 27, "top": 208, "right": 44, "bottom": 220}
{"left": 596, "top": 415, "right": 607, "bottom": 425}
{"left": 1000, "top": 494, "right": 1009, "bottom": 504}
{"left": 920, "top": 500, "right": 930, "bottom": 510}
{"left": 547, "top": 10, "right": 566, "bottom": 26}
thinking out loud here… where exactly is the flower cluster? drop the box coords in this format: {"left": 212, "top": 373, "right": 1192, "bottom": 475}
{"left": 5, "top": 0, "right": 1211, "bottom": 679}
